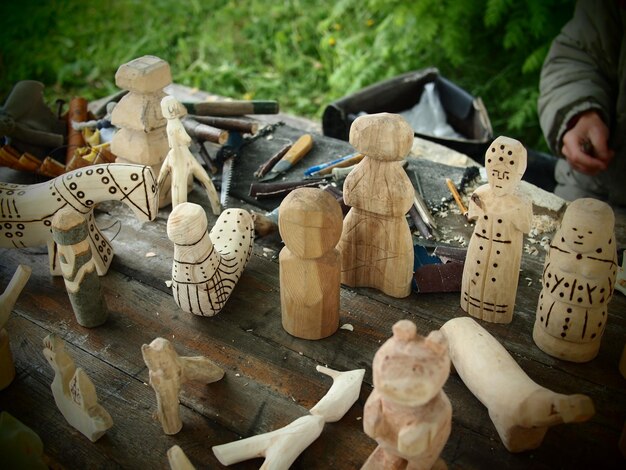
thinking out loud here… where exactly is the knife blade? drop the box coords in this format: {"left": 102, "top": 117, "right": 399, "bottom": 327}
{"left": 259, "top": 134, "right": 313, "bottom": 182}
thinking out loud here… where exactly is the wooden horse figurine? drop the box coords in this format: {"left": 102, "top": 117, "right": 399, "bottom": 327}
{"left": 157, "top": 95, "right": 221, "bottom": 214}
{"left": 441, "top": 317, "right": 594, "bottom": 452}
{"left": 43, "top": 334, "right": 113, "bottom": 442}
{"left": 167, "top": 202, "right": 254, "bottom": 316}
{"left": 0, "top": 163, "right": 159, "bottom": 275}
{"left": 0, "top": 264, "right": 31, "bottom": 390}
{"left": 141, "top": 337, "right": 224, "bottom": 435}
{"left": 534, "top": 198, "right": 617, "bottom": 362}
{"left": 338, "top": 113, "right": 415, "bottom": 298}
{"left": 213, "top": 365, "right": 365, "bottom": 469}
{"left": 362, "top": 320, "right": 451, "bottom": 470}
{"left": 460, "top": 136, "right": 532, "bottom": 323}
{"left": 52, "top": 208, "right": 108, "bottom": 328}
{"left": 279, "top": 188, "right": 343, "bottom": 339}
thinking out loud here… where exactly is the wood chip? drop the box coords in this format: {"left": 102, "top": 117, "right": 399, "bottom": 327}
{"left": 340, "top": 323, "right": 354, "bottom": 331}
{"left": 145, "top": 252, "right": 156, "bottom": 257}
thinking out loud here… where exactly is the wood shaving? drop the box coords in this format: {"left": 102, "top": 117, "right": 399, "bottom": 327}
{"left": 145, "top": 252, "right": 156, "bottom": 257}
{"left": 340, "top": 323, "right": 354, "bottom": 331}
{"left": 165, "top": 280, "right": 172, "bottom": 287}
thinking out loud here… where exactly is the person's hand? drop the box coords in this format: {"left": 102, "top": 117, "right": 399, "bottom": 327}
{"left": 561, "top": 110, "right": 614, "bottom": 175}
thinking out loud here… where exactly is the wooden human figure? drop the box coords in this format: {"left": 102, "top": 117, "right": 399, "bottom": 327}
{"left": 460, "top": 136, "right": 532, "bottom": 323}
{"left": 0, "top": 264, "right": 31, "bottom": 390}
{"left": 362, "top": 320, "right": 451, "bottom": 470}
{"left": 338, "top": 113, "right": 415, "bottom": 298}
{"left": 534, "top": 198, "right": 617, "bottom": 362}
{"left": 167, "top": 202, "right": 254, "bottom": 316}
{"left": 441, "top": 317, "right": 594, "bottom": 452}
{"left": 157, "top": 95, "right": 221, "bottom": 214}
{"left": 43, "top": 334, "right": 113, "bottom": 442}
{"left": 278, "top": 188, "right": 343, "bottom": 339}
{"left": 52, "top": 207, "right": 108, "bottom": 328}
{"left": 141, "top": 337, "right": 224, "bottom": 435}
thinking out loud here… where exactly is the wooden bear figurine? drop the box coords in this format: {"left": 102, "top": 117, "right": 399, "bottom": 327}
{"left": 279, "top": 188, "right": 343, "bottom": 339}
{"left": 460, "top": 136, "right": 532, "bottom": 323}
{"left": 167, "top": 202, "right": 254, "bottom": 316}
{"left": 534, "top": 198, "right": 617, "bottom": 362}
{"left": 157, "top": 95, "right": 221, "bottom": 214}
{"left": 362, "top": 320, "right": 452, "bottom": 470}
{"left": 442, "top": 317, "right": 595, "bottom": 452}
{"left": 0, "top": 264, "right": 31, "bottom": 390}
{"left": 52, "top": 208, "right": 108, "bottom": 328}
{"left": 338, "top": 113, "right": 415, "bottom": 298}
{"left": 43, "top": 334, "right": 113, "bottom": 442}
{"left": 141, "top": 337, "right": 224, "bottom": 435}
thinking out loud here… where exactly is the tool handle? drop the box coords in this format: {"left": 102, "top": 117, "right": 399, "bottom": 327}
{"left": 281, "top": 134, "right": 313, "bottom": 166}
{"left": 316, "top": 153, "right": 363, "bottom": 176}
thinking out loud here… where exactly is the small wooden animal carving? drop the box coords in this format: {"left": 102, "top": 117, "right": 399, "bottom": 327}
{"left": 141, "top": 337, "right": 224, "bottom": 435}
{"left": 213, "top": 365, "right": 364, "bottom": 469}
{"left": 167, "top": 202, "right": 254, "bottom": 316}
{"left": 0, "top": 163, "right": 158, "bottom": 275}
{"left": 158, "top": 95, "right": 221, "bottom": 214}
{"left": 52, "top": 208, "right": 108, "bottom": 328}
{"left": 534, "top": 198, "right": 617, "bottom": 362}
{"left": 441, "top": 317, "right": 594, "bottom": 452}
{"left": 460, "top": 136, "right": 532, "bottom": 323}
{"left": 279, "top": 188, "right": 343, "bottom": 339}
{"left": 43, "top": 334, "right": 113, "bottom": 442}
{"left": 338, "top": 113, "right": 415, "bottom": 298}
{"left": 0, "top": 264, "right": 31, "bottom": 390}
{"left": 362, "top": 320, "right": 451, "bottom": 470}
{"left": 168, "top": 445, "right": 196, "bottom": 470}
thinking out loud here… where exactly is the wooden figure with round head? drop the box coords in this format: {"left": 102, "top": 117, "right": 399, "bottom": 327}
{"left": 534, "top": 198, "right": 617, "bottom": 362}
{"left": 460, "top": 136, "right": 533, "bottom": 323}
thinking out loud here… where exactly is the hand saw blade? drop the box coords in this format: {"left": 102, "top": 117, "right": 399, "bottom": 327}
{"left": 220, "top": 157, "right": 234, "bottom": 208}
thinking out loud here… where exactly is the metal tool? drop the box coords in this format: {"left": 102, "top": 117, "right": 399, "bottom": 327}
{"left": 217, "top": 131, "right": 244, "bottom": 208}
{"left": 259, "top": 134, "right": 313, "bottom": 182}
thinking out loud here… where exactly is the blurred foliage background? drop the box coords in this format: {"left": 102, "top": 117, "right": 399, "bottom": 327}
{"left": 0, "top": 0, "right": 574, "bottom": 150}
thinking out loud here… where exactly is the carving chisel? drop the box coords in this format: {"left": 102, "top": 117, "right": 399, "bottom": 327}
{"left": 259, "top": 134, "right": 314, "bottom": 182}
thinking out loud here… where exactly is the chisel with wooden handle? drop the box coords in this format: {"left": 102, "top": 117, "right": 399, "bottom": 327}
{"left": 259, "top": 134, "right": 314, "bottom": 181}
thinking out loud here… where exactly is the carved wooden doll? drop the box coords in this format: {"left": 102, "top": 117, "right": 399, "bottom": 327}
{"left": 167, "top": 202, "right": 254, "bottom": 316}
{"left": 43, "top": 334, "right": 113, "bottom": 442}
{"left": 534, "top": 198, "right": 617, "bottom": 362}
{"left": 52, "top": 208, "right": 108, "bottom": 328}
{"left": 141, "top": 337, "right": 224, "bottom": 435}
{"left": 279, "top": 188, "right": 343, "bottom": 339}
{"left": 338, "top": 113, "right": 415, "bottom": 298}
{"left": 158, "top": 96, "right": 220, "bottom": 214}
{"left": 362, "top": 320, "right": 451, "bottom": 470}
{"left": 460, "top": 136, "right": 532, "bottom": 323}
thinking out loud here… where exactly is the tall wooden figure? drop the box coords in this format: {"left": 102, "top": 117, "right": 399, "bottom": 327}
{"left": 534, "top": 198, "right": 617, "bottom": 362}
{"left": 338, "top": 113, "right": 414, "bottom": 298}
{"left": 362, "top": 320, "right": 451, "bottom": 470}
{"left": 460, "top": 136, "right": 532, "bottom": 323}
{"left": 52, "top": 208, "right": 108, "bottom": 328}
{"left": 279, "top": 188, "right": 343, "bottom": 339}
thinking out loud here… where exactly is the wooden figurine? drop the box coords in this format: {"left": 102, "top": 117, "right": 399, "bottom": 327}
{"left": 441, "top": 317, "right": 594, "bottom": 452}
{"left": 167, "top": 202, "right": 254, "bottom": 316}
{"left": 534, "top": 198, "right": 617, "bottom": 362}
{"left": 110, "top": 55, "right": 173, "bottom": 207}
{"left": 0, "top": 163, "right": 158, "bottom": 276}
{"left": 158, "top": 95, "right": 221, "bottom": 214}
{"left": 279, "top": 188, "right": 343, "bottom": 339}
{"left": 0, "top": 411, "right": 47, "bottom": 470}
{"left": 0, "top": 264, "right": 31, "bottom": 390}
{"left": 52, "top": 208, "right": 108, "bottom": 328}
{"left": 338, "top": 113, "right": 415, "bottom": 298}
{"left": 141, "top": 337, "right": 224, "bottom": 435}
{"left": 168, "top": 445, "right": 196, "bottom": 470}
{"left": 213, "top": 365, "right": 364, "bottom": 469}
{"left": 460, "top": 136, "right": 532, "bottom": 323}
{"left": 43, "top": 334, "right": 113, "bottom": 442}
{"left": 362, "top": 320, "right": 451, "bottom": 470}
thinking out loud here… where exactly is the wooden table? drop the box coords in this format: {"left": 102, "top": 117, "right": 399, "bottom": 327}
{"left": 1, "top": 112, "right": 625, "bottom": 469}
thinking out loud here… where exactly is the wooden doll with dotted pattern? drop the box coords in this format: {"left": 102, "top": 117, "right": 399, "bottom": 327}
{"left": 167, "top": 202, "right": 254, "bottom": 316}
{"left": 460, "top": 136, "right": 532, "bottom": 323}
{"left": 534, "top": 198, "right": 617, "bottom": 362}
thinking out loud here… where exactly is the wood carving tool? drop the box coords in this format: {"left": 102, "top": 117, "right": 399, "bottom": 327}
{"left": 303, "top": 152, "right": 362, "bottom": 177}
{"left": 254, "top": 144, "right": 292, "bottom": 178}
{"left": 182, "top": 100, "right": 279, "bottom": 116}
{"left": 249, "top": 178, "right": 325, "bottom": 199}
{"left": 218, "top": 131, "right": 245, "bottom": 208}
{"left": 188, "top": 115, "right": 259, "bottom": 134}
{"left": 446, "top": 177, "right": 468, "bottom": 216}
{"left": 182, "top": 117, "right": 229, "bottom": 145}
{"left": 407, "top": 169, "right": 437, "bottom": 230}
{"left": 259, "top": 134, "right": 313, "bottom": 182}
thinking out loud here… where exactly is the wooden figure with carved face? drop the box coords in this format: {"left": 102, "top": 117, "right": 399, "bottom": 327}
{"left": 460, "top": 136, "right": 533, "bottom": 323}
{"left": 534, "top": 198, "right": 617, "bottom": 362}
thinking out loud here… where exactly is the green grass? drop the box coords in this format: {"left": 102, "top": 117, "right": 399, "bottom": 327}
{"left": 0, "top": 0, "right": 574, "bottom": 150}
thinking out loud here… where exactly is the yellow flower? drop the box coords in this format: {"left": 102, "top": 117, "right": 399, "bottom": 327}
{"left": 333, "top": 23, "right": 342, "bottom": 31}
{"left": 243, "top": 92, "right": 254, "bottom": 100}
{"left": 328, "top": 37, "right": 336, "bottom": 47}
{"left": 366, "top": 18, "right": 375, "bottom": 27}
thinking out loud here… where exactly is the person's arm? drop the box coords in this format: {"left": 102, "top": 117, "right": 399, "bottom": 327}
{"left": 561, "top": 109, "right": 614, "bottom": 175}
